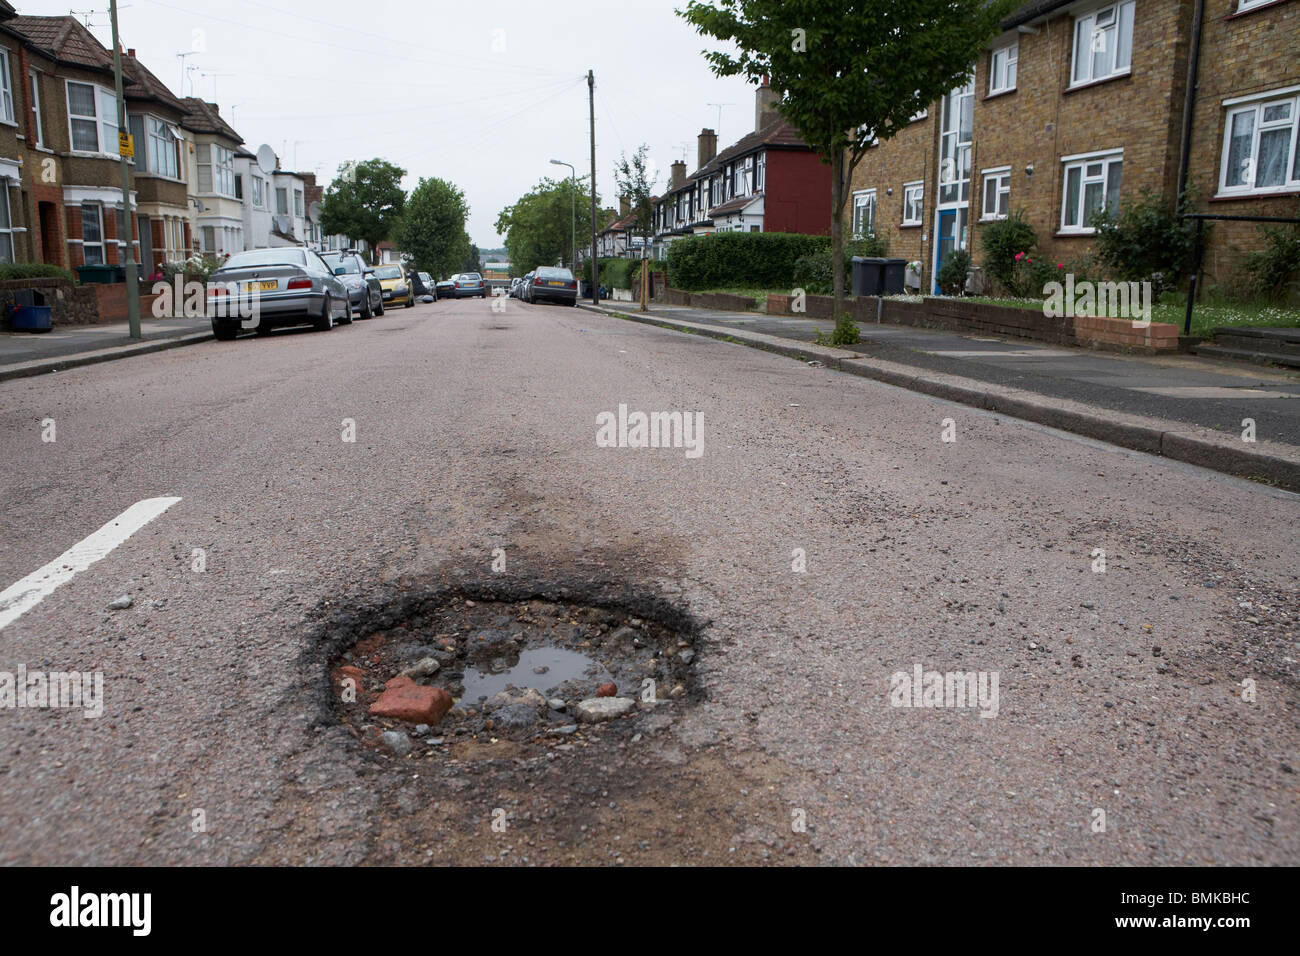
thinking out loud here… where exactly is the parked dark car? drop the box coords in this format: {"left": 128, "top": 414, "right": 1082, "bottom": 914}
{"left": 525, "top": 266, "right": 578, "bottom": 306}
{"left": 435, "top": 278, "right": 455, "bottom": 299}
{"left": 318, "top": 249, "right": 383, "bottom": 319}
{"left": 207, "top": 247, "right": 351, "bottom": 339}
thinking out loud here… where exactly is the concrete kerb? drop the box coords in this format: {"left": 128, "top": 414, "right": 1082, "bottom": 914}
{"left": 579, "top": 302, "right": 1300, "bottom": 492}
{"left": 0, "top": 331, "right": 214, "bottom": 384}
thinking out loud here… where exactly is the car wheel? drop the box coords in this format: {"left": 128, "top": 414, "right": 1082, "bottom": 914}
{"left": 315, "top": 295, "right": 335, "bottom": 331}
{"left": 360, "top": 292, "right": 374, "bottom": 320}
{"left": 339, "top": 298, "right": 354, "bottom": 325}
{"left": 405, "top": 293, "right": 414, "bottom": 308}
{"left": 376, "top": 296, "right": 385, "bottom": 316}
{"left": 212, "top": 318, "right": 238, "bottom": 341}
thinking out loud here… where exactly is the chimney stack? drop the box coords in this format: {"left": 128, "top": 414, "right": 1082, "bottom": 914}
{"left": 756, "top": 75, "right": 780, "bottom": 131}
{"left": 697, "top": 128, "right": 717, "bottom": 169}
{"left": 619, "top": 194, "right": 631, "bottom": 217}
{"left": 670, "top": 160, "right": 686, "bottom": 189}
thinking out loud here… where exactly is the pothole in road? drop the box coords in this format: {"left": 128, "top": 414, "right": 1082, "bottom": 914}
{"left": 326, "top": 592, "right": 701, "bottom": 762}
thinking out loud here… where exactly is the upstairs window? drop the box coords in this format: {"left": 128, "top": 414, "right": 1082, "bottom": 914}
{"left": 67, "top": 81, "right": 118, "bottom": 153}
{"left": 989, "top": 43, "right": 1018, "bottom": 95}
{"left": 981, "top": 168, "right": 1011, "bottom": 220}
{"left": 0, "top": 50, "right": 13, "bottom": 124}
{"left": 1071, "top": 1, "right": 1134, "bottom": 86}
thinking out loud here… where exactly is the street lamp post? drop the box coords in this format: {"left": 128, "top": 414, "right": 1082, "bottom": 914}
{"left": 549, "top": 159, "right": 576, "bottom": 272}
{"left": 110, "top": 0, "right": 141, "bottom": 340}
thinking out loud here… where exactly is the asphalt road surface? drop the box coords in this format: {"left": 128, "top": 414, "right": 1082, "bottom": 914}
{"left": 0, "top": 295, "right": 1296, "bottom": 865}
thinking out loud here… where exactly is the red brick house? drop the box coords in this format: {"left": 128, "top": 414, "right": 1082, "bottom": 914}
{"left": 652, "top": 79, "right": 832, "bottom": 258}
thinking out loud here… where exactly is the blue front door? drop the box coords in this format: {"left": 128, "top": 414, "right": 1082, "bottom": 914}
{"left": 934, "top": 209, "right": 957, "bottom": 294}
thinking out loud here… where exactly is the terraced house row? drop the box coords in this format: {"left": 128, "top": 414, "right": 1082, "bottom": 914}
{"left": 850, "top": 0, "right": 1299, "bottom": 294}
{"left": 0, "top": 2, "right": 354, "bottom": 273}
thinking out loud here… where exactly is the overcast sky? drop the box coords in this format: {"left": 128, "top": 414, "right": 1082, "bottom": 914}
{"left": 19, "top": 0, "right": 757, "bottom": 248}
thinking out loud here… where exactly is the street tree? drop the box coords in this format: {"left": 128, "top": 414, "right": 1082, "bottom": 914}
{"left": 679, "top": 0, "right": 1015, "bottom": 341}
{"left": 614, "top": 145, "right": 658, "bottom": 256}
{"left": 320, "top": 158, "right": 408, "bottom": 260}
{"left": 393, "top": 177, "right": 470, "bottom": 279}
{"left": 496, "top": 176, "right": 598, "bottom": 275}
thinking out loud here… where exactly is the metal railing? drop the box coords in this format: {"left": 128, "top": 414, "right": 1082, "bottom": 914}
{"left": 1180, "top": 213, "right": 1300, "bottom": 335}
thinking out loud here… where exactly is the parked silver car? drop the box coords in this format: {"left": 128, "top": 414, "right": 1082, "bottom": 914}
{"left": 208, "top": 247, "right": 351, "bottom": 339}
{"left": 319, "top": 249, "right": 384, "bottom": 319}
{"left": 452, "top": 272, "right": 487, "bottom": 298}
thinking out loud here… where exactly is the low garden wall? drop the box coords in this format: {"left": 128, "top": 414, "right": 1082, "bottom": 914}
{"left": 763, "top": 292, "right": 1179, "bottom": 353}
{"left": 662, "top": 287, "right": 760, "bottom": 312}
{"left": 0, "top": 278, "right": 98, "bottom": 328}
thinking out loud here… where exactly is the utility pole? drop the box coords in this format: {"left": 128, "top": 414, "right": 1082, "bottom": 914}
{"left": 110, "top": 0, "right": 141, "bottom": 339}
{"left": 588, "top": 70, "right": 598, "bottom": 304}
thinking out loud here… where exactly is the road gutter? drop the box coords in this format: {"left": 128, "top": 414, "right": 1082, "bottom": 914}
{"left": 580, "top": 303, "right": 1300, "bottom": 493}
{"left": 0, "top": 330, "right": 214, "bottom": 384}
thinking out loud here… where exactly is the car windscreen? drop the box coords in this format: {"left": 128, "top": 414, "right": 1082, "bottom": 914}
{"left": 332, "top": 257, "right": 362, "bottom": 274}
{"left": 374, "top": 266, "right": 403, "bottom": 279}
{"left": 220, "top": 249, "right": 306, "bottom": 270}
{"left": 536, "top": 267, "right": 573, "bottom": 280}
{"left": 461, "top": 273, "right": 481, "bottom": 281}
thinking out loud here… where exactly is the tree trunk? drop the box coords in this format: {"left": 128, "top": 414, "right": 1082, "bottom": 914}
{"left": 830, "top": 148, "right": 845, "bottom": 323}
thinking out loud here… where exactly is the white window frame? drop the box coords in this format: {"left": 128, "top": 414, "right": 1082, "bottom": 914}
{"left": 1071, "top": 0, "right": 1134, "bottom": 87}
{"left": 902, "top": 181, "right": 924, "bottom": 225}
{"left": 989, "top": 42, "right": 1018, "bottom": 96}
{"left": 852, "top": 189, "right": 877, "bottom": 239}
{"left": 65, "top": 80, "right": 119, "bottom": 155}
{"left": 1236, "top": 0, "right": 1273, "bottom": 10}
{"left": 294, "top": 189, "right": 304, "bottom": 216}
{"left": 81, "top": 203, "right": 105, "bottom": 265}
{"left": 980, "top": 167, "right": 1011, "bottom": 220}
{"left": 147, "top": 117, "right": 180, "bottom": 179}
{"left": 1217, "top": 88, "right": 1300, "bottom": 197}
{"left": 1060, "top": 149, "right": 1123, "bottom": 234}
{"left": 29, "top": 70, "right": 43, "bottom": 145}
{"left": 756, "top": 152, "right": 765, "bottom": 190}
{"left": 0, "top": 50, "right": 13, "bottom": 125}
{"left": 0, "top": 186, "right": 14, "bottom": 263}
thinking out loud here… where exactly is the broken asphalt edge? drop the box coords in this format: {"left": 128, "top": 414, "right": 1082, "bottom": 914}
{"left": 579, "top": 302, "right": 1300, "bottom": 494}
{"left": 0, "top": 330, "right": 214, "bottom": 383}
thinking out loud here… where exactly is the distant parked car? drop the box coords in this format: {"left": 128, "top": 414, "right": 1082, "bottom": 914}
{"left": 526, "top": 266, "right": 578, "bottom": 306}
{"left": 508, "top": 277, "right": 524, "bottom": 298}
{"left": 208, "top": 247, "right": 351, "bottom": 339}
{"left": 435, "top": 278, "right": 456, "bottom": 299}
{"left": 418, "top": 272, "right": 436, "bottom": 303}
{"left": 453, "top": 272, "right": 487, "bottom": 298}
{"left": 519, "top": 271, "right": 535, "bottom": 300}
{"left": 318, "top": 249, "right": 383, "bottom": 319}
{"left": 374, "top": 264, "right": 415, "bottom": 308}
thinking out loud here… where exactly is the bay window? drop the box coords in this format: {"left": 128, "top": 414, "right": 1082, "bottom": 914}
{"left": 67, "top": 81, "right": 118, "bottom": 153}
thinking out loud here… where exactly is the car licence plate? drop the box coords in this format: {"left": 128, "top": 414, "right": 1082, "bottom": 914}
{"left": 545, "top": 281, "right": 563, "bottom": 286}
{"left": 245, "top": 280, "right": 277, "bottom": 292}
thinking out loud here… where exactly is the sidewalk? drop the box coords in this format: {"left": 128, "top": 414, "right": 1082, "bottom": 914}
{"left": 589, "top": 300, "right": 1300, "bottom": 447}
{"left": 0, "top": 315, "right": 211, "bottom": 382}
{"left": 580, "top": 299, "right": 1300, "bottom": 491}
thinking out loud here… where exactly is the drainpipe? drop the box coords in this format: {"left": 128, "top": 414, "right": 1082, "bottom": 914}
{"left": 1175, "top": 0, "right": 1206, "bottom": 206}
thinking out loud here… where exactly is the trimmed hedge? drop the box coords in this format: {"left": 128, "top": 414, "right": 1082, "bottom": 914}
{"left": 598, "top": 257, "right": 633, "bottom": 289}
{"left": 0, "top": 262, "right": 77, "bottom": 283}
{"left": 666, "top": 231, "right": 830, "bottom": 290}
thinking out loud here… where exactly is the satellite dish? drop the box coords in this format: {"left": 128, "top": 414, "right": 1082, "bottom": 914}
{"left": 308, "top": 201, "right": 322, "bottom": 221}
{"left": 274, "top": 215, "right": 291, "bottom": 234}
{"left": 256, "top": 144, "right": 277, "bottom": 175}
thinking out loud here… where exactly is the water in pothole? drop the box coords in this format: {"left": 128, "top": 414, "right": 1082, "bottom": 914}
{"left": 460, "top": 646, "right": 613, "bottom": 702}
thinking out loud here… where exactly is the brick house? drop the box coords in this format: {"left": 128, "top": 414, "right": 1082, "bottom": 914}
{"left": 122, "top": 50, "right": 188, "bottom": 273}
{"left": 846, "top": 0, "right": 1300, "bottom": 295}
{"left": 0, "top": 2, "right": 32, "bottom": 265}
{"left": 7, "top": 12, "right": 146, "bottom": 271}
{"left": 652, "top": 79, "right": 832, "bottom": 259}
{"left": 181, "top": 97, "right": 245, "bottom": 258}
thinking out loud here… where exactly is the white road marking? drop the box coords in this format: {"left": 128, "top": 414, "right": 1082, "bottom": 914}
{"left": 0, "top": 497, "right": 182, "bottom": 631}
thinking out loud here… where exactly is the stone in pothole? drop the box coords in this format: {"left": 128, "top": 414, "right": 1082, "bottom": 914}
{"left": 575, "top": 697, "right": 635, "bottom": 723}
